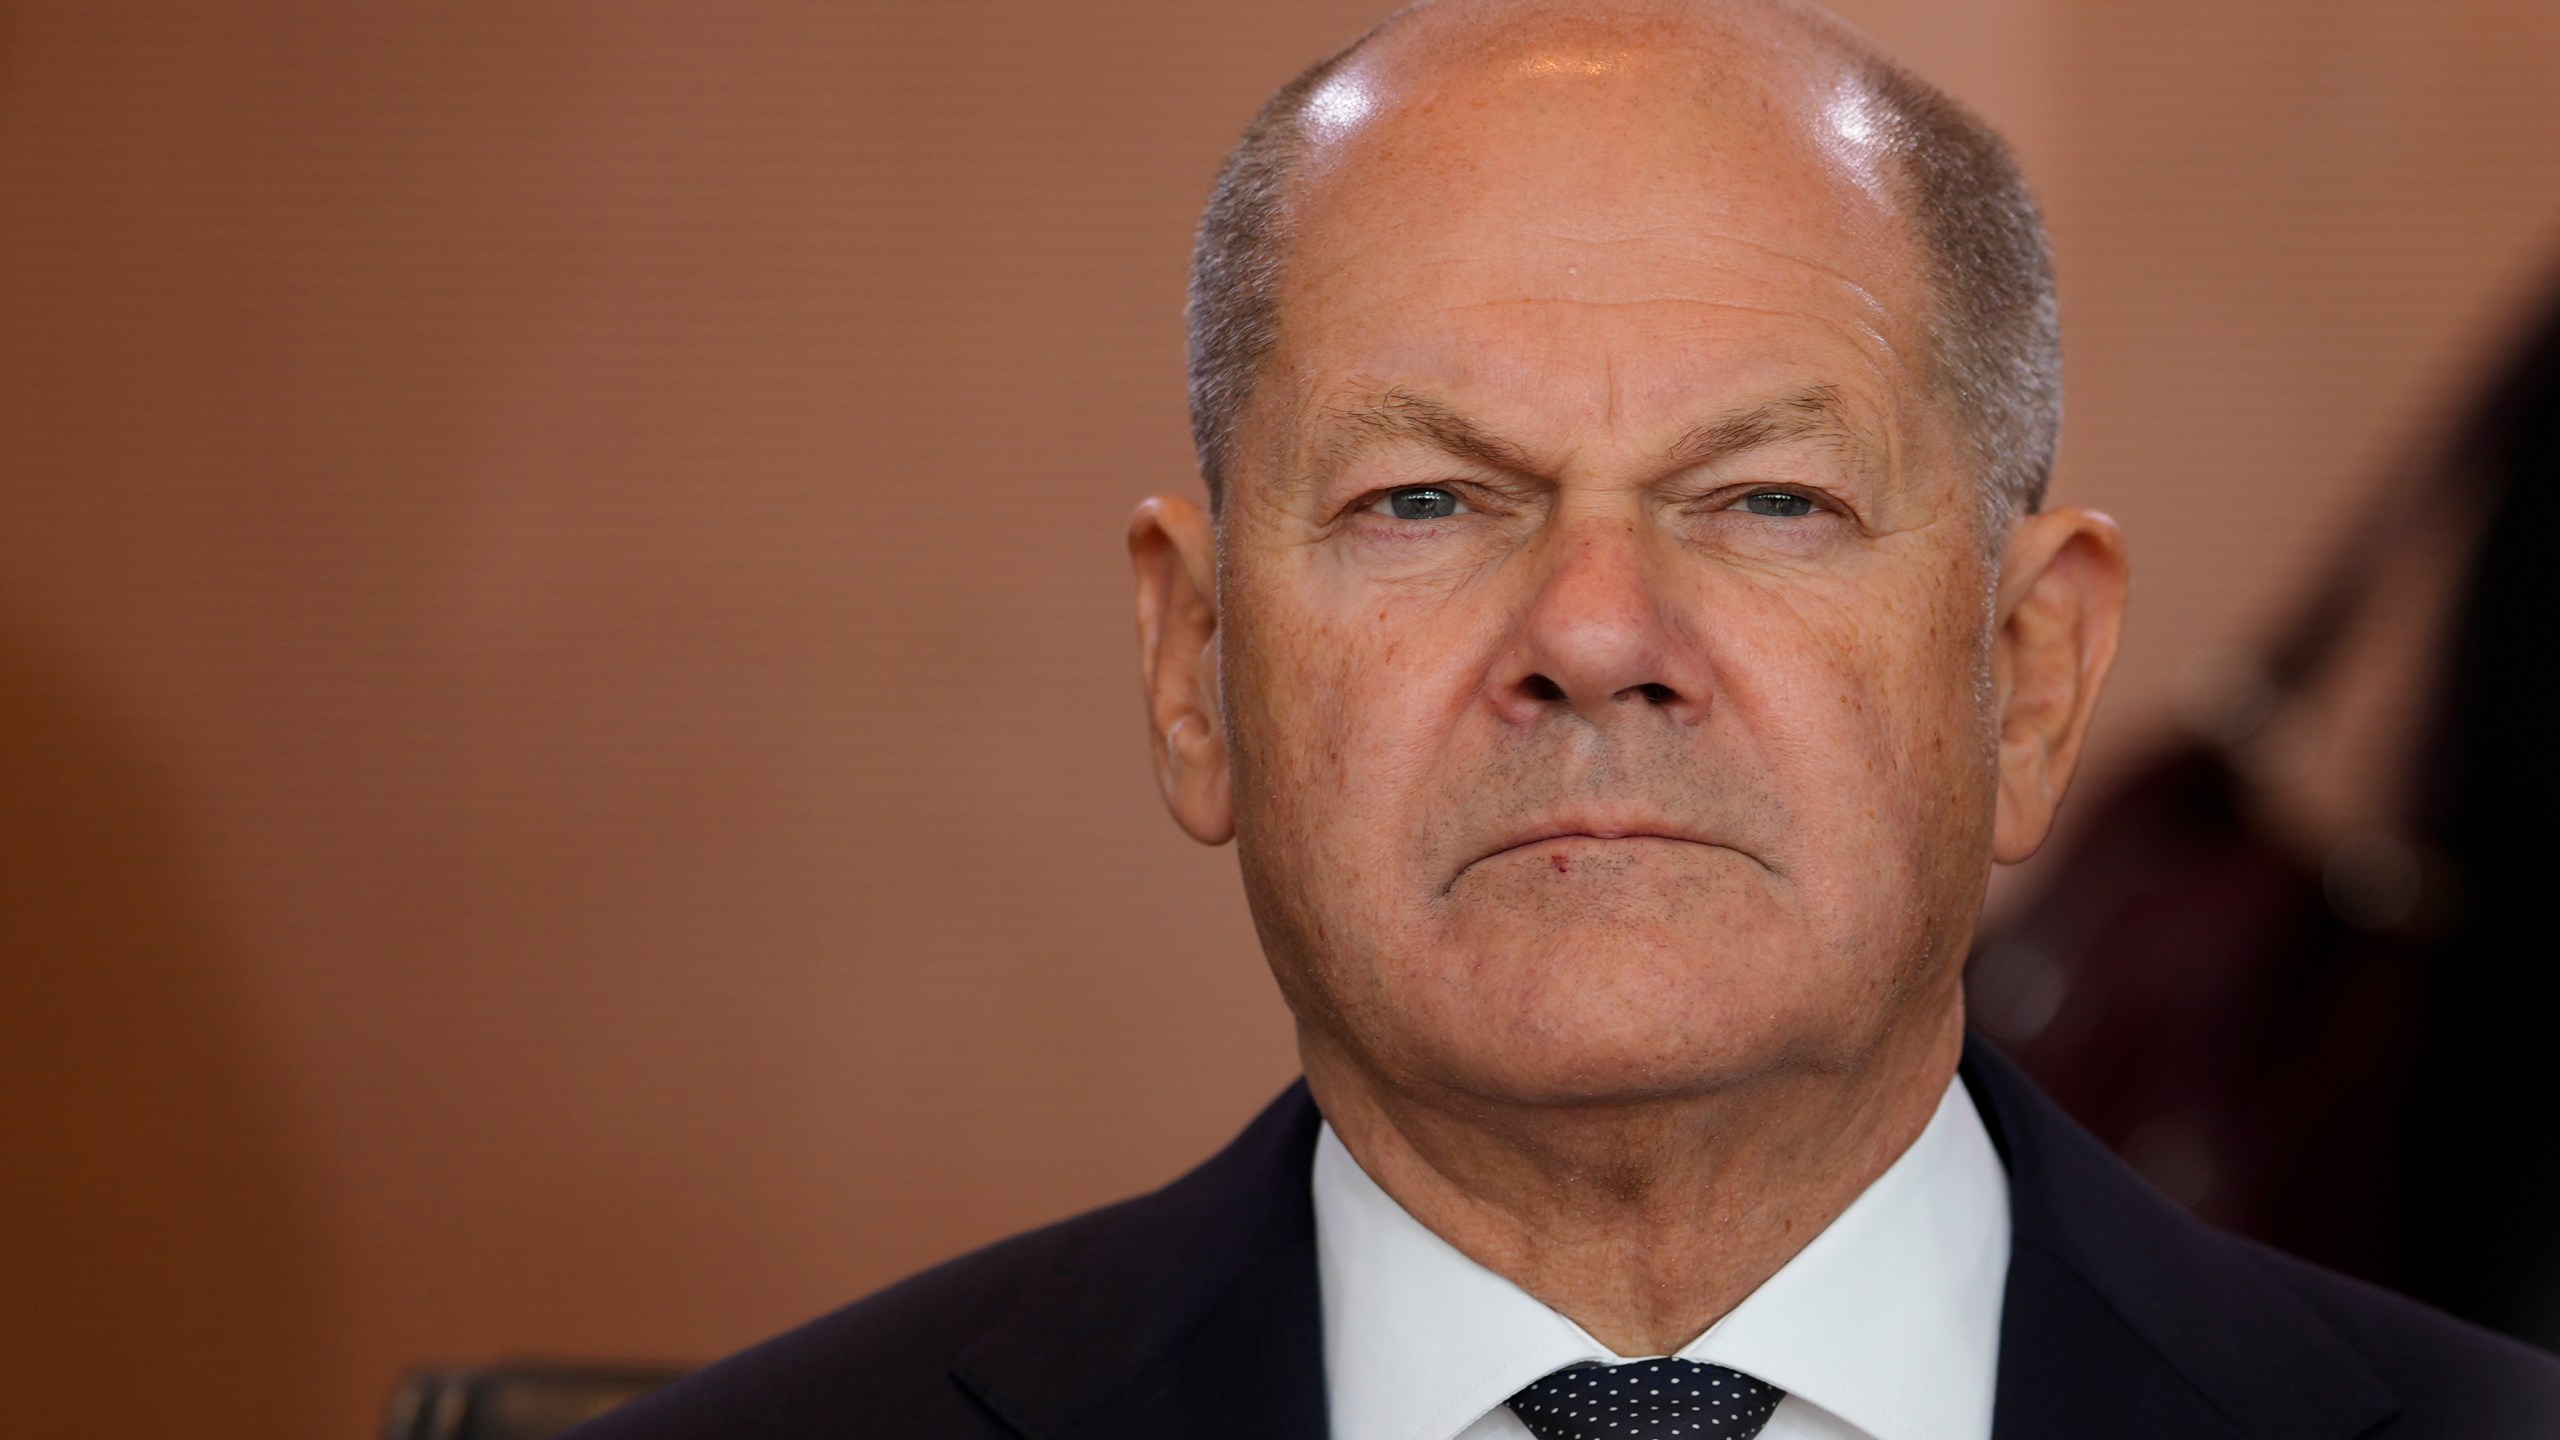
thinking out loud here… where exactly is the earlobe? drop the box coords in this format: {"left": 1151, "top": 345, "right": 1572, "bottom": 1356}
{"left": 1128, "top": 496, "right": 1235, "bottom": 845}
{"left": 1990, "top": 508, "right": 2129, "bottom": 864}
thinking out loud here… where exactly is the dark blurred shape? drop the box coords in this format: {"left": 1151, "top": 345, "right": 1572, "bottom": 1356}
{"left": 1976, "top": 278, "right": 2560, "bottom": 1348}
{"left": 383, "top": 1362, "right": 691, "bottom": 1440}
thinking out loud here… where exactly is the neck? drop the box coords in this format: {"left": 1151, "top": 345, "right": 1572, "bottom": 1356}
{"left": 1302, "top": 1002, "right": 1967, "bottom": 1356}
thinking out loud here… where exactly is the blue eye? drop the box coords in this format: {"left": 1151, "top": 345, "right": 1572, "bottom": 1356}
{"left": 1383, "top": 487, "right": 1462, "bottom": 520}
{"left": 1740, "top": 491, "right": 1816, "bottom": 517}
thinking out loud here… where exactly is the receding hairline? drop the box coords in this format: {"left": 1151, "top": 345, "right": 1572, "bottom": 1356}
{"left": 1185, "top": 0, "right": 2061, "bottom": 525}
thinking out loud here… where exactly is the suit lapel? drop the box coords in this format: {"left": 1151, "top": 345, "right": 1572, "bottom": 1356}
{"left": 950, "top": 1043, "right": 2407, "bottom": 1440}
{"left": 950, "top": 1083, "right": 1329, "bottom": 1440}
{"left": 1965, "top": 1037, "right": 2399, "bottom": 1440}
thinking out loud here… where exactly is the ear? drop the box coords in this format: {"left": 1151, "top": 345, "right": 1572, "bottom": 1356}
{"left": 1129, "top": 495, "right": 1234, "bottom": 845}
{"left": 1990, "top": 507, "right": 2130, "bottom": 864}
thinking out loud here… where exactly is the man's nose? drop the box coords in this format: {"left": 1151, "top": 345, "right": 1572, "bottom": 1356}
{"left": 1487, "top": 522, "right": 1711, "bottom": 728}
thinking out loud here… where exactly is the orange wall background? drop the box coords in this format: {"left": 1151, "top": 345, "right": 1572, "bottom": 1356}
{"left": 4, "top": 3, "right": 2557, "bottom": 1436}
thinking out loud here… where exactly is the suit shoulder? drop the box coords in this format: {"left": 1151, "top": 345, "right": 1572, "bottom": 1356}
{"left": 2241, "top": 1241, "right": 2560, "bottom": 1434}
{"left": 560, "top": 1082, "right": 1325, "bottom": 1440}
{"left": 561, "top": 1195, "right": 1149, "bottom": 1440}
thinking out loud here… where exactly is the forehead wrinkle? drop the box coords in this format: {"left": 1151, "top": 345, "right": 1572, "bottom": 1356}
{"left": 1298, "top": 126, "right": 1920, "bottom": 287}
{"left": 1326, "top": 290, "right": 1901, "bottom": 357}
{"left": 1305, "top": 232, "right": 1903, "bottom": 316}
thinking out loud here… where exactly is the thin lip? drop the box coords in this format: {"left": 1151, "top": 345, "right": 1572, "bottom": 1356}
{"left": 1457, "top": 821, "right": 1729, "bottom": 879}
{"left": 1492, "top": 824, "right": 1713, "bottom": 856}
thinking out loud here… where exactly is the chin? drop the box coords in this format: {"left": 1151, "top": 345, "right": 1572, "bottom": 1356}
{"left": 1393, "top": 921, "right": 1847, "bottom": 1108}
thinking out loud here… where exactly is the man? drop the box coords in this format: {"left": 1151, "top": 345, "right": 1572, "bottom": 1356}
{"left": 574, "top": 1, "right": 2560, "bottom": 1436}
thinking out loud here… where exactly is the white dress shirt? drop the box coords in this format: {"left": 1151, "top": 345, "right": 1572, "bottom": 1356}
{"left": 1312, "top": 1074, "right": 2009, "bottom": 1440}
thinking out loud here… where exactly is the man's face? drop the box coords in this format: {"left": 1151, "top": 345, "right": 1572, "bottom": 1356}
{"left": 1212, "top": 34, "right": 2010, "bottom": 1107}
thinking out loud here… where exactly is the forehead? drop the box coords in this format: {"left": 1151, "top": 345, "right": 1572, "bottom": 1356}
{"left": 1267, "top": 21, "right": 1933, "bottom": 449}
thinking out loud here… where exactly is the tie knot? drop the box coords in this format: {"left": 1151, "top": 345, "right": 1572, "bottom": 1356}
{"left": 1507, "top": 1358, "right": 1785, "bottom": 1440}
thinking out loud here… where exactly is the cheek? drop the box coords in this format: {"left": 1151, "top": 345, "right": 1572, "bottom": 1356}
{"left": 1224, "top": 563, "right": 1538, "bottom": 955}
{"left": 1225, "top": 583, "right": 1465, "bottom": 844}
{"left": 1713, "top": 572, "right": 1996, "bottom": 883}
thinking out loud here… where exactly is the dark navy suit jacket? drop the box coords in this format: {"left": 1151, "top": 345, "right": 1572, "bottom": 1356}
{"left": 569, "top": 1038, "right": 2560, "bottom": 1438}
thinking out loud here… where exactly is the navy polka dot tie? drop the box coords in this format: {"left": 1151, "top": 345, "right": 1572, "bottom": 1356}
{"left": 1507, "top": 1358, "right": 1786, "bottom": 1439}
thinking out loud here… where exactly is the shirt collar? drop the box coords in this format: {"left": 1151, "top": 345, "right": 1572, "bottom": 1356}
{"left": 1312, "top": 1073, "right": 2010, "bottom": 1440}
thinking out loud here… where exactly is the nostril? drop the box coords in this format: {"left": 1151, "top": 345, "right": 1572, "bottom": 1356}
{"left": 1633, "top": 682, "right": 1677, "bottom": 705}
{"left": 1524, "top": 674, "right": 1567, "bottom": 702}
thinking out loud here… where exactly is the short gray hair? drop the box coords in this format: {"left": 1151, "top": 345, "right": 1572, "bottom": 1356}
{"left": 1183, "top": 27, "right": 2061, "bottom": 523}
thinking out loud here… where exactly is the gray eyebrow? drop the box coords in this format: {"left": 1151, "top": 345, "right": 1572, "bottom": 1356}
{"left": 1324, "top": 387, "right": 1546, "bottom": 475}
{"left": 1319, "top": 383, "right": 1861, "bottom": 480}
{"left": 1663, "top": 384, "right": 1859, "bottom": 471}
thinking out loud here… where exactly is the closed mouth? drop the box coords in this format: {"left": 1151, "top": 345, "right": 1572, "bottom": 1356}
{"left": 1444, "top": 825, "right": 1731, "bottom": 894}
